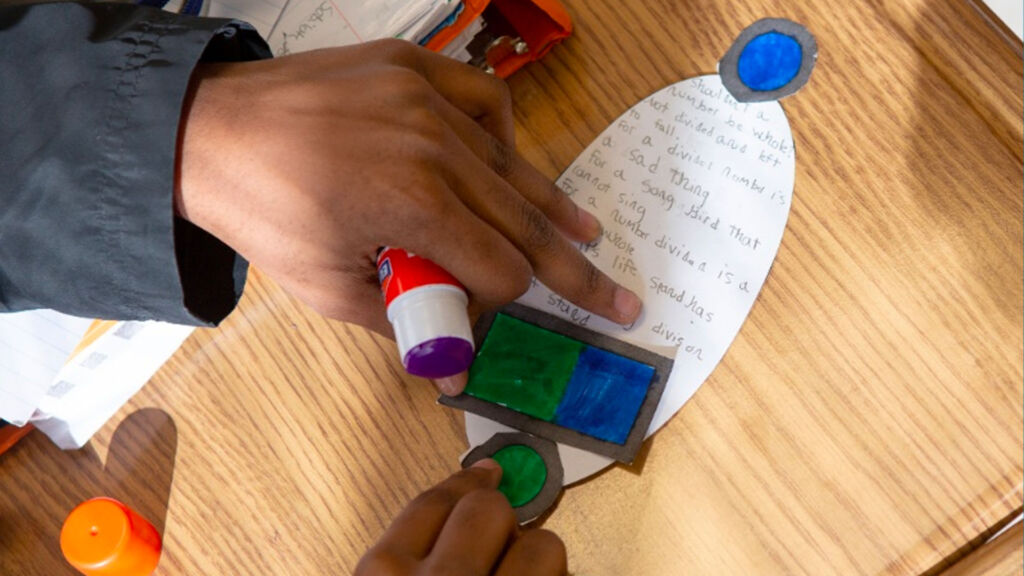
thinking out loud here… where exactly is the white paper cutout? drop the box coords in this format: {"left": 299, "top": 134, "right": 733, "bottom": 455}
{"left": 467, "top": 74, "right": 796, "bottom": 484}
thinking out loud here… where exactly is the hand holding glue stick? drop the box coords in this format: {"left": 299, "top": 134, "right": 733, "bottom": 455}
{"left": 172, "top": 42, "right": 645, "bottom": 399}
{"left": 377, "top": 248, "right": 475, "bottom": 381}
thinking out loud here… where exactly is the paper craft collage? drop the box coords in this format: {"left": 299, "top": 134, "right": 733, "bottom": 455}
{"left": 0, "top": 0, "right": 823, "bottom": 536}
{"left": 445, "top": 18, "right": 818, "bottom": 521}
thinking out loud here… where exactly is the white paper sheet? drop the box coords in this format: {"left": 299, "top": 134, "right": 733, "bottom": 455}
{"left": 393, "top": 0, "right": 460, "bottom": 42}
{"left": 266, "top": 0, "right": 456, "bottom": 56}
{"left": 0, "top": 310, "right": 91, "bottom": 425}
{"left": 468, "top": 74, "right": 796, "bottom": 484}
{"left": 439, "top": 15, "right": 483, "bottom": 61}
{"left": 32, "top": 321, "right": 194, "bottom": 449}
{"left": 0, "top": 308, "right": 193, "bottom": 447}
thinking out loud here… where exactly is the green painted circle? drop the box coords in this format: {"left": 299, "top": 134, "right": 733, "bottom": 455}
{"left": 492, "top": 444, "right": 548, "bottom": 508}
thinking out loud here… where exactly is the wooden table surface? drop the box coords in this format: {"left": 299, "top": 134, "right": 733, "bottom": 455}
{"left": 2, "top": 0, "right": 1021, "bottom": 574}
{"left": 942, "top": 522, "right": 1023, "bottom": 576}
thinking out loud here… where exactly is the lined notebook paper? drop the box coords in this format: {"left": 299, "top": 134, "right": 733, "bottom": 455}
{"left": 0, "top": 310, "right": 91, "bottom": 426}
{"left": 0, "top": 311, "right": 193, "bottom": 448}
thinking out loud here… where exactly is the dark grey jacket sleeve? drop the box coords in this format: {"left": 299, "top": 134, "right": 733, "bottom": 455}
{"left": 0, "top": 2, "right": 271, "bottom": 325}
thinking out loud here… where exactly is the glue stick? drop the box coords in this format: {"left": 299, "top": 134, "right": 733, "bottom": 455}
{"left": 376, "top": 248, "right": 475, "bottom": 379}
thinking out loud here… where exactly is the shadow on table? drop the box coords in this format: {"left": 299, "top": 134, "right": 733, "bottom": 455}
{"left": 0, "top": 408, "right": 177, "bottom": 574}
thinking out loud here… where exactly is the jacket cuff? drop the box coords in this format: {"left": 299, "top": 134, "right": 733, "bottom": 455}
{"left": 171, "top": 14, "right": 273, "bottom": 325}
{"left": 0, "top": 3, "right": 270, "bottom": 325}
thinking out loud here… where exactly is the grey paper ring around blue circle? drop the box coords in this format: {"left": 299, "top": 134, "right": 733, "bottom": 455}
{"left": 719, "top": 18, "right": 818, "bottom": 103}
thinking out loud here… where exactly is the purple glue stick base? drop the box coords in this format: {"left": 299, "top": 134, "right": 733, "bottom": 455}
{"left": 403, "top": 337, "right": 475, "bottom": 379}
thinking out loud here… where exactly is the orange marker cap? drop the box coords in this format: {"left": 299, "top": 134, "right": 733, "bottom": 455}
{"left": 60, "top": 497, "right": 162, "bottom": 576}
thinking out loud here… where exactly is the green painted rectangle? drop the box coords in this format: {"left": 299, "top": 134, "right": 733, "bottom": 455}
{"left": 465, "top": 313, "right": 584, "bottom": 421}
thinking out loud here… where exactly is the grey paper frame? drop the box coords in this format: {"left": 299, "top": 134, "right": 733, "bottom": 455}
{"left": 439, "top": 303, "right": 674, "bottom": 464}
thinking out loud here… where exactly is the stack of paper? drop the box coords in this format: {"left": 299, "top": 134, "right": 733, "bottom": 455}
{"left": 0, "top": 311, "right": 193, "bottom": 449}
{"left": 267, "top": 0, "right": 463, "bottom": 55}
{"left": 166, "top": 0, "right": 466, "bottom": 56}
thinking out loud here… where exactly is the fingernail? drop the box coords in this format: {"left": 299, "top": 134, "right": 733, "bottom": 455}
{"left": 437, "top": 377, "right": 459, "bottom": 396}
{"left": 471, "top": 458, "right": 500, "bottom": 471}
{"left": 470, "top": 458, "right": 503, "bottom": 483}
{"left": 436, "top": 374, "right": 466, "bottom": 396}
{"left": 577, "top": 208, "right": 602, "bottom": 240}
{"left": 614, "top": 287, "right": 642, "bottom": 323}
{"left": 470, "top": 458, "right": 503, "bottom": 484}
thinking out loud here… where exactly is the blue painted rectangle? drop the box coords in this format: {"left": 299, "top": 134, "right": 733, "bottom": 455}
{"left": 553, "top": 346, "right": 656, "bottom": 444}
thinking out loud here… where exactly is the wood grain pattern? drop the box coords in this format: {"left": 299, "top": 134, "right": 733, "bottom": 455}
{"left": 940, "top": 522, "right": 1022, "bottom": 576}
{"left": 1, "top": 0, "right": 1020, "bottom": 574}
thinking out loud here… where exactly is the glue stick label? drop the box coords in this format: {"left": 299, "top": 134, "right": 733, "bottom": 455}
{"left": 377, "top": 248, "right": 464, "bottom": 307}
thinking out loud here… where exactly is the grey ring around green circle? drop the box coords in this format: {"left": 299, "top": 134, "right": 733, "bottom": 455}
{"left": 461, "top": 432, "right": 565, "bottom": 523}
{"left": 492, "top": 444, "right": 548, "bottom": 507}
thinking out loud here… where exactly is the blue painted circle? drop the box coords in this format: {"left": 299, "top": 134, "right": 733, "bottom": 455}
{"left": 737, "top": 32, "right": 803, "bottom": 92}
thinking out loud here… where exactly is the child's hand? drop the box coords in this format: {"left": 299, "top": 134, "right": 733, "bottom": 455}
{"left": 175, "top": 39, "right": 642, "bottom": 340}
{"left": 356, "top": 459, "right": 567, "bottom": 575}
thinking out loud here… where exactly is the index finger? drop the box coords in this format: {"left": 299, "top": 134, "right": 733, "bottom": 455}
{"left": 413, "top": 82, "right": 644, "bottom": 326}
{"left": 369, "top": 460, "right": 503, "bottom": 559}
{"left": 439, "top": 146, "right": 644, "bottom": 326}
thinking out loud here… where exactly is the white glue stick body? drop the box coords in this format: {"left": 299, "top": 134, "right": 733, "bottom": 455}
{"left": 376, "top": 248, "right": 475, "bottom": 378}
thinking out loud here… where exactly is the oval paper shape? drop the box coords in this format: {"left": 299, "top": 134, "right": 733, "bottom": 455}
{"left": 467, "top": 74, "right": 795, "bottom": 485}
